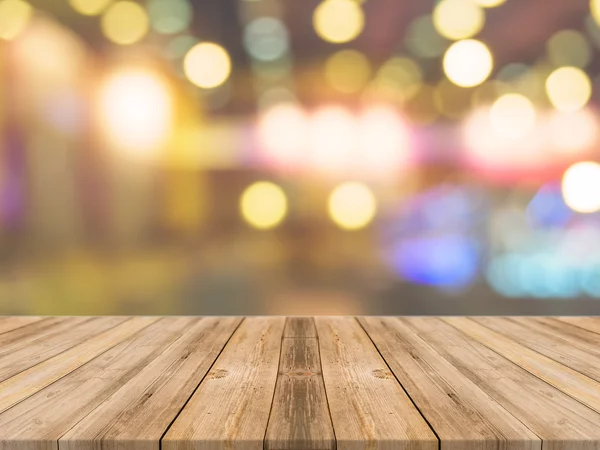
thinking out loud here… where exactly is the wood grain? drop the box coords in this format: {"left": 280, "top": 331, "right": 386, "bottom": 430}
{"left": 315, "top": 317, "right": 438, "bottom": 450}
{"left": 0, "top": 317, "right": 192, "bottom": 450}
{"left": 410, "top": 317, "right": 600, "bottom": 450}
{"left": 0, "top": 316, "right": 157, "bottom": 414}
{"left": 358, "top": 316, "right": 540, "bottom": 450}
{"left": 162, "top": 317, "right": 285, "bottom": 450}
{"left": 60, "top": 317, "right": 241, "bottom": 450}
{"left": 265, "top": 318, "right": 335, "bottom": 450}
{"left": 472, "top": 316, "right": 600, "bottom": 384}
{"left": 0, "top": 316, "right": 128, "bottom": 382}
{"left": 444, "top": 317, "right": 600, "bottom": 414}
{"left": 0, "top": 316, "right": 43, "bottom": 335}
{"left": 554, "top": 317, "right": 600, "bottom": 335}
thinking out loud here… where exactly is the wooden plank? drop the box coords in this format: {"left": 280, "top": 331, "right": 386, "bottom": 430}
{"left": 0, "top": 316, "right": 157, "bottom": 414}
{"left": 60, "top": 317, "right": 242, "bottom": 450}
{"left": 0, "top": 317, "right": 196, "bottom": 450}
{"left": 0, "top": 317, "right": 73, "bottom": 350}
{"left": 358, "top": 316, "right": 540, "bottom": 450}
{"left": 315, "top": 317, "right": 438, "bottom": 450}
{"left": 472, "top": 317, "right": 600, "bottom": 383}
{"left": 554, "top": 317, "right": 600, "bottom": 335}
{"left": 0, "top": 317, "right": 44, "bottom": 335}
{"left": 265, "top": 318, "right": 335, "bottom": 450}
{"left": 406, "top": 317, "right": 600, "bottom": 450}
{"left": 162, "top": 317, "right": 285, "bottom": 450}
{"left": 283, "top": 317, "right": 317, "bottom": 338}
{"left": 0, "top": 316, "right": 128, "bottom": 382}
{"left": 444, "top": 317, "right": 600, "bottom": 414}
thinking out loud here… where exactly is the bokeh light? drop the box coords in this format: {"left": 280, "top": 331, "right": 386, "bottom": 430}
{"left": 257, "top": 103, "right": 308, "bottom": 167}
{"left": 592, "top": 0, "right": 600, "bottom": 27}
{"left": 101, "top": 1, "right": 149, "bottom": 45}
{"left": 240, "top": 181, "right": 288, "bottom": 229}
{"left": 405, "top": 15, "right": 448, "bottom": 58}
{"left": 357, "top": 105, "right": 411, "bottom": 174}
{"left": 244, "top": 17, "right": 289, "bottom": 62}
{"left": 0, "top": 0, "right": 32, "bottom": 40}
{"left": 98, "top": 68, "right": 172, "bottom": 159}
{"left": 489, "top": 93, "right": 536, "bottom": 139}
{"left": 324, "top": 49, "right": 371, "bottom": 94}
{"left": 308, "top": 106, "right": 357, "bottom": 174}
{"left": 68, "top": 0, "right": 111, "bottom": 16}
{"left": 547, "top": 109, "right": 598, "bottom": 155}
{"left": 547, "top": 30, "right": 591, "bottom": 69}
{"left": 328, "top": 182, "right": 376, "bottom": 230}
{"left": 443, "top": 39, "right": 493, "bottom": 87}
{"left": 561, "top": 161, "right": 600, "bottom": 213}
{"left": 433, "top": 0, "right": 485, "bottom": 41}
{"left": 183, "top": 42, "right": 231, "bottom": 89}
{"left": 545, "top": 66, "right": 591, "bottom": 112}
{"left": 147, "top": 0, "right": 192, "bottom": 35}
{"left": 375, "top": 57, "right": 422, "bottom": 101}
{"left": 472, "top": 0, "right": 506, "bottom": 7}
{"left": 313, "top": 0, "right": 365, "bottom": 44}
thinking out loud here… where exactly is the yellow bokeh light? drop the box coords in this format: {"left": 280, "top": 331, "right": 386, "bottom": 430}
{"left": 545, "top": 66, "right": 591, "bottom": 112}
{"left": 313, "top": 0, "right": 364, "bottom": 44}
{"left": 472, "top": 0, "right": 506, "bottom": 7}
{"left": 101, "top": 1, "right": 149, "bottom": 45}
{"left": 547, "top": 30, "right": 591, "bottom": 69}
{"left": 562, "top": 161, "right": 600, "bottom": 213}
{"left": 328, "top": 182, "right": 376, "bottom": 230}
{"left": 376, "top": 57, "right": 422, "bottom": 101}
{"left": 0, "top": 0, "right": 32, "bottom": 40}
{"left": 592, "top": 0, "right": 600, "bottom": 27}
{"left": 98, "top": 68, "right": 172, "bottom": 160}
{"left": 240, "top": 181, "right": 287, "bottom": 229}
{"left": 433, "top": 0, "right": 484, "bottom": 40}
{"left": 443, "top": 39, "right": 493, "bottom": 87}
{"left": 183, "top": 42, "right": 231, "bottom": 89}
{"left": 489, "top": 93, "right": 536, "bottom": 139}
{"left": 69, "top": 0, "right": 112, "bottom": 16}
{"left": 324, "top": 49, "right": 371, "bottom": 94}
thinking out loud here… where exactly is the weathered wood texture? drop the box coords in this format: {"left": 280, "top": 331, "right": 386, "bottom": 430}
{"left": 0, "top": 316, "right": 600, "bottom": 450}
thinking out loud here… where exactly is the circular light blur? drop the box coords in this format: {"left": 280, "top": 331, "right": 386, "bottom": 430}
{"left": 101, "top": 1, "right": 149, "bottom": 45}
{"left": 328, "top": 182, "right": 376, "bottom": 230}
{"left": 165, "top": 34, "right": 198, "bottom": 60}
{"left": 244, "top": 17, "right": 289, "bottom": 62}
{"left": 69, "top": 0, "right": 111, "bottom": 15}
{"left": 443, "top": 39, "right": 493, "bottom": 87}
{"left": 324, "top": 49, "right": 371, "bottom": 94}
{"left": 376, "top": 57, "right": 422, "bottom": 101}
{"left": 0, "top": 0, "right": 32, "bottom": 40}
{"left": 562, "top": 161, "right": 600, "bottom": 213}
{"left": 545, "top": 66, "right": 591, "bottom": 111}
{"left": 357, "top": 105, "right": 411, "bottom": 174}
{"left": 433, "top": 0, "right": 485, "bottom": 40}
{"left": 405, "top": 14, "right": 448, "bottom": 58}
{"left": 489, "top": 93, "right": 536, "bottom": 139}
{"left": 98, "top": 69, "right": 172, "bottom": 159}
{"left": 183, "top": 42, "right": 231, "bottom": 89}
{"left": 240, "top": 181, "right": 287, "bottom": 229}
{"left": 547, "top": 29, "right": 591, "bottom": 69}
{"left": 592, "top": 0, "right": 600, "bottom": 27}
{"left": 472, "top": 0, "right": 506, "bottom": 7}
{"left": 548, "top": 109, "right": 598, "bottom": 155}
{"left": 308, "top": 106, "right": 357, "bottom": 174}
{"left": 147, "top": 0, "right": 192, "bottom": 35}
{"left": 258, "top": 103, "right": 308, "bottom": 167}
{"left": 313, "top": 0, "right": 364, "bottom": 44}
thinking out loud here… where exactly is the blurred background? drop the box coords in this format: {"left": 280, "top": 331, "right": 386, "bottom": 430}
{"left": 1, "top": 0, "right": 600, "bottom": 315}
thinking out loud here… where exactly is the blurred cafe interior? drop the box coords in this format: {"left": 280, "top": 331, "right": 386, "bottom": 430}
{"left": 1, "top": 0, "right": 600, "bottom": 315}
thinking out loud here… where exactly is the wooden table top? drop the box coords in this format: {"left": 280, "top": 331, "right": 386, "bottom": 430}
{"left": 1, "top": 316, "right": 600, "bottom": 450}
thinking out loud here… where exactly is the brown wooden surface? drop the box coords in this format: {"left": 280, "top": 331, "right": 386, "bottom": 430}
{"left": 0, "top": 316, "right": 600, "bottom": 450}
